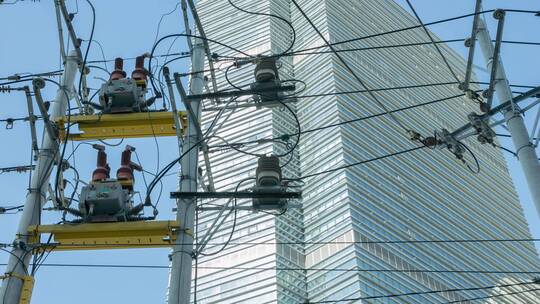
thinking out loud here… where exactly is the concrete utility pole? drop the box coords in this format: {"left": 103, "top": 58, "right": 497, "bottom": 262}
{"left": 477, "top": 17, "right": 540, "bottom": 218}
{"left": 167, "top": 42, "right": 205, "bottom": 304}
{"left": 0, "top": 51, "right": 78, "bottom": 303}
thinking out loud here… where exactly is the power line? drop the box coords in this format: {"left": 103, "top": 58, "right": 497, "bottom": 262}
{"left": 279, "top": 8, "right": 539, "bottom": 58}
{"left": 0, "top": 165, "right": 35, "bottom": 173}
{"left": 0, "top": 262, "right": 538, "bottom": 276}
{"left": 445, "top": 287, "right": 540, "bottom": 303}
{"left": 281, "top": 146, "right": 426, "bottom": 180}
{"left": 296, "top": 94, "right": 466, "bottom": 136}
{"left": 405, "top": 0, "right": 461, "bottom": 83}
{"left": 0, "top": 205, "right": 24, "bottom": 214}
{"left": 210, "top": 92, "right": 468, "bottom": 150}
{"left": 262, "top": 39, "right": 540, "bottom": 58}
{"left": 307, "top": 280, "right": 540, "bottom": 303}
{"left": 86, "top": 52, "right": 191, "bottom": 64}
{"left": 292, "top": 0, "right": 409, "bottom": 133}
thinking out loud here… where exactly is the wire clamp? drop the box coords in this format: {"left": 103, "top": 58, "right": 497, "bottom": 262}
{"left": 468, "top": 113, "right": 495, "bottom": 144}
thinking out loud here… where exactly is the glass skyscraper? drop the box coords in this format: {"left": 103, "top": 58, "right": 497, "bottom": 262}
{"left": 180, "top": 0, "right": 540, "bottom": 303}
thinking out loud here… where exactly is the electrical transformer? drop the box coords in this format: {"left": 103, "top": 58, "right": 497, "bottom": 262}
{"left": 75, "top": 145, "right": 145, "bottom": 222}
{"left": 97, "top": 56, "right": 156, "bottom": 113}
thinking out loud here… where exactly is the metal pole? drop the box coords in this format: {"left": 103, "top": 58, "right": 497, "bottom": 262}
{"left": 0, "top": 51, "right": 78, "bottom": 304}
{"left": 483, "top": 10, "right": 506, "bottom": 111}
{"left": 54, "top": 0, "right": 67, "bottom": 63}
{"left": 462, "top": 0, "right": 482, "bottom": 91}
{"left": 167, "top": 42, "right": 205, "bottom": 304}
{"left": 163, "top": 67, "right": 184, "bottom": 156}
{"left": 477, "top": 17, "right": 540, "bottom": 219}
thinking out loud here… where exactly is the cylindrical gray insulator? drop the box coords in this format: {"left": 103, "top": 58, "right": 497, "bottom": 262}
{"left": 256, "top": 156, "right": 282, "bottom": 186}
{"left": 254, "top": 57, "right": 278, "bottom": 82}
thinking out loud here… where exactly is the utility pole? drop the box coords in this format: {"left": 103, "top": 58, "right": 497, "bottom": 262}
{"left": 477, "top": 16, "right": 540, "bottom": 218}
{"left": 167, "top": 42, "right": 205, "bottom": 304}
{"left": 0, "top": 50, "right": 78, "bottom": 304}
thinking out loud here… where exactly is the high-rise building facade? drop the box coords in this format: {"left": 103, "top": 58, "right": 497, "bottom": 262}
{"left": 185, "top": 0, "right": 540, "bottom": 303}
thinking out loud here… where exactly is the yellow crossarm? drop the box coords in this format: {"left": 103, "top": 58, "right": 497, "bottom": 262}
{"left": 56, "top": 111, "right": 188, "bottom": 141}
{"left": 27, "top": 220, "right": 180, "bottom": 251}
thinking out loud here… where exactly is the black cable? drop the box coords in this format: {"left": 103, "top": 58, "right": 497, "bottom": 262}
{"left": 213, "top": 93, "right": 469, "bottom": 152}
{"left": 77, "top": 0, "right": 96, "bottom": 101}
{"left": 0, "top": 205, "right": 24, "bottom": 213}
{"left": 493, "top": 144, "right": 518, "bottom": 157}
{"left": 286, "top": 8, "right": 538, "bottom": 59}
{"left": 0, "top": 248, "right": 30, "bottom": 276}
{"left": 198, "top": 178, "right": 255, "bottom": 257}
{"left": 285, "top": 146, "right": 427, "bottom": 181}
{"left": 227, "top": 0, "right": 296, "bottom": 55}
{"left": 86, "top": 64, "right": 110, "bottom": 76}
{"left": 82, "top": 39, "right": 109, "bottom": 72}
{"left": 0, "top": 70, "right": 64, "bottom": 81}
{"left": 1, "top": 262, "right": 539, "bottom": 275}
{"left": 266, "top": 39, "right": 468, "bottom": 58}
{"left": 48, "top": 79, "right": 75, "bottom": 212}
{"left": 501, "top": 40, "right": 540, "bottom": 46}
{"left": 308, "top": 281, "right": 539, "bottom": 303}
{"left": 296, "top": 93, "right": 466, "bottom": 136}
{"left": 283, "top": 8, "right": 523, "bottom": 58}
{"left": 87, "top": 52, "right": 190, "bottom": 64}
{"left": 145, "top": 137, "right": 208, "bottom": 208}
{"left": 224, "top": 64, "right": 245, "bottom": 91}
{"left": 291, "top": 0, "right": 409, "bottom": 133}
{"left": 210, "top": 9, "right": 496, "bottom": 62}
{"left": 458, "top": 141, "right": 481, "bottom": 174}
{"left": 445, "top": 287, "right": 540, "bottom": 303}
{"left": 405, "top": 0, "right": 461, "bottom": 83}
{"left": 148, "top": 34, "right": 253, "bottom": 96}
{"left": 153, "top": 2, "right": 181, "bottom": 46}
{"left": 210, "top": 99, "right": 300, "bottom": 159}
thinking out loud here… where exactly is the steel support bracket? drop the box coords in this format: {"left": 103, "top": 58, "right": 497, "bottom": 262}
{"left": 27, "top": 220, "right": 181, "bottom": 251}
{"left": 55, "top": 111, "right": 188, "bottom": 141}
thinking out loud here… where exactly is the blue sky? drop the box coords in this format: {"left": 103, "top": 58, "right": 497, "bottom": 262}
{"left": 0, "top": 1, "right": 539, "bottom": 303}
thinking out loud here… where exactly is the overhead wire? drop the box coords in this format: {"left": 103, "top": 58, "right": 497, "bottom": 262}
{"left": 1, "top": 4, "right": 539, "bottom": 303}
{"left": 76, "top": 0, "right": 96, "bottom": 102}
{"left": 210, "top": 93, "right": 472, "bottom": 151}
{"left": 291, "top": 0, "right": 410, "bottom": 135}
{"left": 226, "top": 0, "right": 296, "bottom": 56}
{"left": 0, "top": 262, "right": 539, "bottom": 276}
{"left": 198, "top": 177, "right": 255, "bottom": 257}
{"left": 307, "top": 280, "right": 540, "bottom": 303}
{"left": 404, "top": 0, "right": 461, "bottom": 83}
{"left": 279, "top": 8, "right": 540, "bottom": 58}
{"left": 148, "top": 33, "right": 253, "bottom": 97}
{"left": 285, "top": 146, "right": 427, "bottom": 181}
{"left": 445, "top": 287, "right": 540, "bottom": 303}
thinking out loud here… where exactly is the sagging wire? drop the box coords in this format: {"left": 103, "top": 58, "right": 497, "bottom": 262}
{"left": 76, "top": 0, "right": 96, "bottom": 104}
{"left": 208, "top": 99, "right": 300, "bottom": 159}
{"left": 226, "top": 0, "right": 296, "bottom": 56}
{"left": 148, "top": 33, "right": 253, "bottom": 98}
{"left": 197, "top": 177, "right": 255, "bottom": 257}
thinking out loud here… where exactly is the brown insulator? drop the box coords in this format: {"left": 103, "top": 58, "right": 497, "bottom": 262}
{"left": 116, "top": 146, "right": 134, "bottom": 181}
{"left": 131, "top": 55, "right": 148, "bottom": 87}
{"left": 110, "top": 57, "right": 127, "bottom": 81}
{"left": 422, "top": 136, "right": 439, "bottom": 148}
{"left": 92, "top": 149, "right": 110, "bottom": 181}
